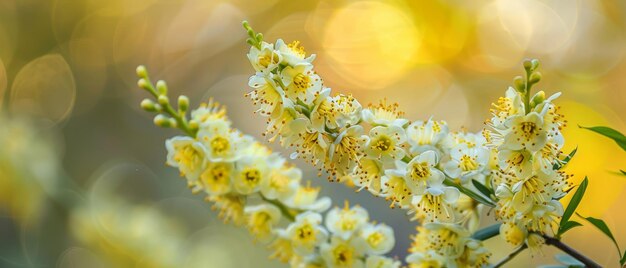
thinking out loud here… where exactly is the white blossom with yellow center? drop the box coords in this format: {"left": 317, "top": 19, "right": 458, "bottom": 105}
{"left": 247, "top": 41, "right": 282, "bottom": 72}
{"left": 232, "top": 155, "right": 268, "bottom": 195}
{"left": 502, "top": 112, "right": 548, "bottom": 152}
{"left": 280, "top": 63, "right": 322, "bottom": 105}
{"left": 247, "top": 72, "right": 287, "bottom": 119}
{"left": 320, "top": 236, "right": 363, "bottom": 268}
{"left": 165, "top": 136, "right": 207, "bottom": 181}
{"left": 365, "top": 255, "right": 401, "bottom": 268}
{"left": 283, "top": 181, "right": 331, "bottom": 213}
{"left": 199, "top": 161, "right": 233, "bottom": 196}
{"left": 355, "top": 223, "right": 394, "bottom": 255}
{"left": 406, "top": 119, "right": 449, "bottom": 156}
{"left": 404, "top": 150, "right": 444, "bottom": 195}
{"left": 275, "top": 39, "right": 315, "bottom": 66}
{"left": 197, "top": 119, "right": 246, "bottom": 162}
{"left": 325, "top": 202, "right": 369, "bottom": 240}
{"left": 286, "top": 211, "right": 329, "bottom": 256}
{"left": 443, "top": 144, "right": 490, "bottom": 184}
{"left": 364, "top": 125, "right": 406, "bottom": 164}
{"left": 244, "top": 203, "right": 281, "bottom": 242}
{"left": 261, "top": 156, "right": 301, "bottom": 201}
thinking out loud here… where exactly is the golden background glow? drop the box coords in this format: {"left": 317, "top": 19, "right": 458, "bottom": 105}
{"left": 1, "top": 0, "right": 625, "bottom": 267}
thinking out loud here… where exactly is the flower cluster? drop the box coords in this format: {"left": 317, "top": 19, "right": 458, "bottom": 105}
{"left": 136, "top": 67, "right": 399, "bottom": 268}
{"left": 242, "top": 22, "right": 494, "bottom": 266}
{"left": 483, "top": 61, "right": 570, "bottom": 248}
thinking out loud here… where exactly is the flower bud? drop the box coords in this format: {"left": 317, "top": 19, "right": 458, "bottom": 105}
{"left": 529, "top": 72, "right": 542, "bottom": 84}
{"left": 513, "top": 76, "right": 525, "bottom": 93}
{"left": 178, "top": 95, "right": 189, "bottom": 112}
{"left": 137, "top": 78, "right": 149, "bottom": 90}
{"left": 158, "top": 95, "right": 169, "bottom": 105}
{"left": 189, "top": 119, "right": 199, "bottom": 131}
{"left": 530, "top": 59, "right": 540, "bottom": 71}
{"left": 154, "top": 114, "right": 172, "bottom": 127}
{"left": 523, "top": 59, "right": 533, "bottom": 71}
{"left": 156, "top": 80, "right": 168, "bottom": 95}
{"left": 140, "top": 98, "right": 158, "bottom": 112}
{"left": 530, "top": 90, "right": 546, "bottom": 107}
{"left": 136, "top": 65, "right": 148, "bottom": 78}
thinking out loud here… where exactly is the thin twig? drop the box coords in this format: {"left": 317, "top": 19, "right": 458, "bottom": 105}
{"left": 542, "top": 234, "right": 602, "bottom": 268}
{"left": 494, "top": 244, "right": 527, "bottom": 268}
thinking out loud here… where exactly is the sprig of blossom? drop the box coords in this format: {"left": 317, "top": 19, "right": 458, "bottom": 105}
{"left": 483, "top": 60, "right": 571, "bottom": 251}
{"left": 241, "top": 22, "right": 492, "bottom": 230}
{"left": 136, "top": 66, "right": 399, "bottom": 268}
{"left": 241, "top": 22, "right": 495, "bottom": 266}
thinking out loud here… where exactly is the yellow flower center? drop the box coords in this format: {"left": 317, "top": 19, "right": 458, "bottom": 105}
{"left": 293, "top": 73, "right": 310, "bottom": 90}
{"left": 287, "top": 40, "right": 306, "bottom": 58}
{"left": 201, "top": 164, "right": 231, "bottom": 192}
{"left": 258, "top": 51, "right": 279, "bottom": 68}
{"left": 520, "top": 121, "right": 538, "bottom": 138}
{"left": 248, "top": 211, "right": 272, "bottom": 236}
{"left": 295, "top": 224, "right": 315, "bottom": 242}
{"left": 174, "top": 144, "right": 202, "bottom": 174}
{"left": 210, "top": 136, "right": 230, "bottom": 155}
{"left": 411, "top": 162, "right": 430, "bottom": 178}
{"left": 459, "top": 155, "right": 478, "bottom": 171}
{"left": 373, "top": 136, "right": 392, "bottom": 152}
{"left": 242, "top": 168, "right": 261, "bottom": 187}
{"left": 366, "top": 232, "right": 384, "bottom": 248}
{"left": 331, "top": 244, "right": 354, "bottom": 266}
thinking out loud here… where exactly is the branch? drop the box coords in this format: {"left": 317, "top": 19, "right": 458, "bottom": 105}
{"left": 494, "top": 244, "right": 527, "bottom": 268}
{"left": 542, "top": 234, "right": 602, "bottom": 268}
{"left": 472, "top": 223, "right": 501, "bottom": 241}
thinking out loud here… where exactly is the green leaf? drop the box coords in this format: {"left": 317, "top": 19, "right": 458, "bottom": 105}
{"left": 443, "top": 179, "right": 495, "bottom": 207}
{"left": 621, "top": 250, "right": 626, "bottom": 266}
{"left": 554, "top": 147, "right": 577, "bottom": 170}
{"left": 577, "top": 213, "right": 622, "bottom": 261}
{"left": 621, "top": 170, "right": 626, "bottom": 176}
{"left": 558, "top": 221, "right": 582, "bottom": 236}
{"left": 471, "top": 179, "right": 493, "bottom": 199}
{"left": 580, "top": 125, "right": 626, "bottom": 152}
{"left": 560, "top": 177, "right": 588, "bottom": 229}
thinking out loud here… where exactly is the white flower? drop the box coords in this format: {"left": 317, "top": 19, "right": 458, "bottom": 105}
{"left": 248, "top": 72, "right": 286, "bottom": 118}
{"left": 244, "top": 204, "right": 281, "bottom": 241}
{"left": 311, "top": 93, "right": 362, "bottom": 131}
{"left": 286, "top": 211, "right": 328, "bottom": 256}
{"left": 361, "top": 99, "right": 407, "bottom": 127}
{"left": 247, "top": 41, "right": 282, "bottom": 72}
{"left": 261, "top": 156, "right": 301, "bottom": 201}
{"left": 365, "top": 255, "right": 401, "bottom": 268}
{"left": 232, "top": 155, "right": 268, "bottom": 195}
{"left": 352, "top": 157, "right": 384, "bottom": 195}
{"left": 283, "top": 181, "right": 331, "bottom": 212}
{"left": 284, "top": 117, "right": 329, "bottom": 165}
{"left": 275, "top": 39, "right": 315, "bottom": 66}
{"left": 190, "top": 100, "right": 228, "bottom": 126}
{"left": 533, "top": 133, "right": 564, "bottom": 173}
{"left": 199, "top": 161, "right": 233, "bottom": 196}
{"left": 320, "top": 236, "right": 364, "bottom": 268}
{"left": 406, "top": 119, "right": 449, "bottom": 156}
{"left": 443, "top": 145, "right": 490, "bottom": 184}
{"left": 490, "top": 87, "right": 525, "bottom": 128}
{"left": 502, "top": 112, "right": 548, "bottom": 152}
{"left": 380, "top": 167, "right": 412, "bottom": 208}
{"left": 197, "top": 119, "right": 246, "bottom": 162}
{"left": 328, "top": 125, "right": 365, "bottom": 176}
{"left": 405, "top": 251, "right": 445, "bottom": 268}
{"left": 410, "top": 179, "right": 459, "bottom": 222}
{"left": 405, "top": 151, "right": 444, "bottom": 195}
{"left": 364, "top": 125, "right": 406, "bottom": 164}
{"left": 497, "top": 148, "right": 533, "bottom": 178}
{"left": 325, "top": 203, "right": 369, "bottom": 240}
{"left": 355, "top": 223, "right": 395, "bottom": 255}
{"left": 280, "top": 63, "right": 322, "bottom": 105}
{"left": 165, "top": 136, "right": 207, "bottom": 181}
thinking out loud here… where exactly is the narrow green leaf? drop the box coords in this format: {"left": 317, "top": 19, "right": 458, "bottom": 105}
{"left": 580, "top": 125, "right": 626, "bottom": 152}
{"left": 558, "top": 220, "right": 582, "bottom": 236}
{"left": 554, "top": 147, "right": 577, "bottom": 170}
{"left": 620, "top": 249, "right": 626, "bottom": 266}
{"left": 620, "top": 170, "right": 626, "bottom": 176}
{"left": 560, "top": 177, "right": 588, "bottom": 228}
{"left": 444, "top": 179, "right": 495, "bottom": 207}
{"left": 471, "top": 179, "right": 493, "bottom": 199}
{"left": 577, "top": 213, "right": 622, "bottom": 260}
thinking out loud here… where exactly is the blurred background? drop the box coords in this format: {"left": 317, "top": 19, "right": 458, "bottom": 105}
{"left": 1, "top": 0, "right": 626, "bottom": 267}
